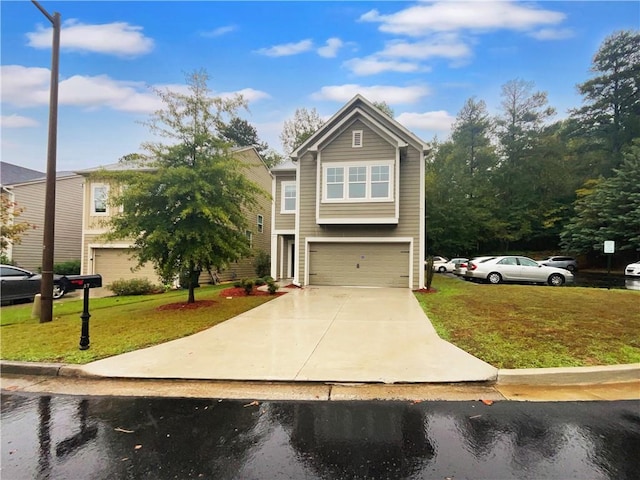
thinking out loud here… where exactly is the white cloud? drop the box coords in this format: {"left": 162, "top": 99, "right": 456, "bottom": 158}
{"left": 396, "top": 111, "right": 455, "bottom": 133}
{"left": 1, "top": 66, "right": 269, "bottom": 114}
{"left": 219, "top": 88, "right": 271, "bottom": 103}
{"left": 317, "top": 37, "right": 344, "bottom": 58}
{"left": 360, "top": 1, "right": 565, "bottom": 36}
{"left": 529, "top": 28, "right": 574, "bottom": 41}
{"left": 27, "top": 20, "right": 154, "bottom": 57}
{"left": 344, "top": 57, "right": 423, "bottom": 76}
{"left": 255, "top": 39, "right": 313, "bottom": 57}
{"left": 312, "top": 84, "right": 430, "bottom": 104}
{"left": 201, "top": 25, "right": 237, "bottom": 37}
{"left": 1, "top": 115, "right": 39, "bottom": 128}
{"left": 379, "top": 36, "right": 472, "bottom": 61}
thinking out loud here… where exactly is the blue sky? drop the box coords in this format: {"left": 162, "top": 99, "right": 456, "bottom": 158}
{"left": 2, "top": 1, "right": 638, "bottom": 173}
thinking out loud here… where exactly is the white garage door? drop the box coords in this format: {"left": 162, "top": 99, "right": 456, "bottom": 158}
{"left": 93, "top": 248, "right": 159, "bottom": 286}
{"left": 308, "top": 242, "right": 410, "bottom": 288}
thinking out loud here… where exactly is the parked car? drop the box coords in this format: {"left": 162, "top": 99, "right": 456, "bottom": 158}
{"left": 625, "top": 261, "right": 640, "bottom": 277}
{"left": 0, "top": 265, "right": 67, "bottom": 304}
{"left": 454, "top": 256, "right": 495, "bottom": 277}
{"left": 464, "top": 256, "right": 574, "bottom": 286}
{"left": 428, "top": 256, "right": 449, "bottom": 272}
{"left": 440, "top": 258, "right": 469, "bottom": 273}
{"left": 537, "top": 256, "right": 578, "bottom": 272}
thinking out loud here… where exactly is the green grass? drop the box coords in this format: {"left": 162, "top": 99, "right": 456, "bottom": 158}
{"left": 415, "top": 276, "right": 640, "bottom": 369}
{"left": 1, "top": 285, "right": 276, "bottom": 364}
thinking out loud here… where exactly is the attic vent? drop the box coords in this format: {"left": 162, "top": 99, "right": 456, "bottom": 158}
{"left": 352, "top": 130, "right": 363, "bottom": 148}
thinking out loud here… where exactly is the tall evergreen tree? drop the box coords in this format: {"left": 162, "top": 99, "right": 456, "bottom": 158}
{"left": 570, "top": 30, "right": 640, "bottom": 176}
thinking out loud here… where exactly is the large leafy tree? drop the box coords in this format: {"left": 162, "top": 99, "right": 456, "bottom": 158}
{"left": 425, "top": 99, "right": 499, "bottom": 255}
{"left": 570, "top": 30, "right": 640, "bottom": 176}
{"left": 101, "top": 71, "right": 266, "bottom": 303}
{"left": 219, "top": 117, "right": 282, "bottom": 168}
{"left": 280, "top": 107, "right": 325, "bottom": 154}
{"left": 560, "top": 140, "right": 640, "bottom": 254}
{"left": 493, "top": 79, "right": 558, "bottom": 249}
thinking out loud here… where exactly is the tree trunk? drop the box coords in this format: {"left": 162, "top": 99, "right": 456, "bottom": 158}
{"left": 187, "top": 267, "right": 199, "bottom": 304}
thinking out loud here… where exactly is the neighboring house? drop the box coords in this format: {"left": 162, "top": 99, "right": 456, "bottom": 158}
{"left": 0, "top": 162, "right": 83, "bottom": 270}
{"left": 270, "top": 95, "right": 428, "bottom": 289}
{"left": 76, "top": 147, "right": 272, "bottom": 286}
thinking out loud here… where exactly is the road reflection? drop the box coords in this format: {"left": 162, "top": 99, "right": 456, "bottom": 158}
{"left": 2, "top": 393, "right": 639, "bottom": 479}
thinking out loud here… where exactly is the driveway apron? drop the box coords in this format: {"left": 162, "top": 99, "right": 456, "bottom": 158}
{"left": 79, "top": 287, "right": 498, "bottom": 383}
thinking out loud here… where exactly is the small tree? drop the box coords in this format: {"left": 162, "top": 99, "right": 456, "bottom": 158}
{"left": 280, "top": 107, "right": 325, "bottom": 154}
{"left": 0, "top": 196, "right": 35, "bottom": 260}
{"left": 101, "top": 70, "right": 267, "bottom": 303}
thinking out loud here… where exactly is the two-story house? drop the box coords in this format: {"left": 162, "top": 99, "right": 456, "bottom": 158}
{"left": 270, "top": 95, "right": 427, "bottom": 289}
{"left": 1, "top": 162, "right": 83, "bottom": 270}
{"left": 77, "top": 146, "right": 272, "bottom": 287}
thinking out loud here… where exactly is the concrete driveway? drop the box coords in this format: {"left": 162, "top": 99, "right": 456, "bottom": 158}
{"left": 79, "top": 286, "right": 498, "bottom": 383}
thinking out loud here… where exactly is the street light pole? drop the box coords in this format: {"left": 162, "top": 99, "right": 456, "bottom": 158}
{"left": 32, "top": 1, "right": 61, "bottom": 323}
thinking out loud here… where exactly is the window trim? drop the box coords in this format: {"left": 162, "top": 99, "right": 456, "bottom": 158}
{"left": 321, "top": 160, "right": 394, "bottom": 203}
{"left": 257, "top": 214, "right": 264, "bottom": 233}
{"left": 245, "top": 230, "right": 253, "bottom": 248}
{"left": 280, "top": 181, "right": 297, "bottom": 214}
{"left": 91, "top": 184, "right": 109, "bottom": 216}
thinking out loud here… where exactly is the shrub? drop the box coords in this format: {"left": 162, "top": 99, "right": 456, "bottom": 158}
{"left": 53, "top": 260, "right": 81, "bottom": 275}
{"left": 242, "top": 279, "right": 254, "bottom": 295}
{"left": 253, "top": 250, "right": 271, "bottom": 278}
{"left": 254, "top": 277, "right": 266, "bottom": 287}
{"left": 267, "top": 280, "right": 280, "bottom": 295}
{"left": 108, "top": 278, "right": 160, "bottom": 296}
{"left": 261, "top": 275, "right": 274, "bottom": 283}
{"left": 233, "top": 280, "right": 243, "bottom": 288}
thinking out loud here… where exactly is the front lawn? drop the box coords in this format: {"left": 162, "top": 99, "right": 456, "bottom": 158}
{"left": 1, "top": 285, "right": 277, "bottom": 364}
{"left": 415, "top": 276, "right": 640, "bottom": 369}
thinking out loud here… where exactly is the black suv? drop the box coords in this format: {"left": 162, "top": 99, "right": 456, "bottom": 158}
{"left": 537, "top": 256, "right": 578, "bottom": 272}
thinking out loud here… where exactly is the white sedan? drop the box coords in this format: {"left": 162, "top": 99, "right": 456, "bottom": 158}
{"left": 625, "top": 261, "right": 640, "bottom": 277}
{"left": 464, "top": 255, "right": 574, "bottom": 286}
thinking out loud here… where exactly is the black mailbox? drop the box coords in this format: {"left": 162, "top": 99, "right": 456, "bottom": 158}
{"left": 63, "top": 274, "right": 102, "bottom": 290}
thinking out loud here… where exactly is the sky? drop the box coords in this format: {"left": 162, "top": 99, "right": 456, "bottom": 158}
{"left": 1, "top": 0, "right": 639, "bottom": 173}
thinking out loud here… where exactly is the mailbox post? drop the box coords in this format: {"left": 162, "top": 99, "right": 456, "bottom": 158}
{"left": 62, "top": 275, "right": 102, "bottom": 350}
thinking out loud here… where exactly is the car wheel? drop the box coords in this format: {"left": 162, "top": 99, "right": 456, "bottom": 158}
{"left": 487, "top": 272, "right": 502, "bottom": 284}
{"left": 437, "top": 266, "right": 445, "bottom": 273}
{"left": 548, "top": 273, "right": 565, "bottom": 286}
{"left": 52, "top": 284, "right": 66, "bottom": 299}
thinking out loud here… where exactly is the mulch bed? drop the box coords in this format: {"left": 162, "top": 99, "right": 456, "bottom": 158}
{"left": 414, "top": 288, "right": 438, "bottom": 294}
{"left": 219, "top": 287, "right": 285, "bottom": 297}
{"left": 157, "top": 300, "right": 218, "bottom": 311}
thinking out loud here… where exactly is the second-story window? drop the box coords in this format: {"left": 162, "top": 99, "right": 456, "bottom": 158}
{"left": 322, "top": 161, "right": 393, "bottom": 202}
{"left": 257, "top": 214, "right": 264, "bottom": 233}
{"left": 281, "top": 181, "right": 297, "bottom": 213}
{"left": 92, "top": 184, "right": 108, "bottom": 215}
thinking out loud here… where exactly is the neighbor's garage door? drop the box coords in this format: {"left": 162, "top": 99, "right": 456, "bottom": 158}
{"left": 93, "top": 248, "right": 158, "bottom": 286}
{"left": 308, "top": 242, "right": 410, "bottom": 288}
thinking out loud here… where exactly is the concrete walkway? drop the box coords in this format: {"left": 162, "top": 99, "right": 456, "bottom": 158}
{"left": 77, "top": 286, "right": 498, "bottom": 383}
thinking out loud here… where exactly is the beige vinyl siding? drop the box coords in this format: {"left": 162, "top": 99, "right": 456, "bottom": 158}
{"left": 298, "top": 144, "right": 422, "bottom": 289}
{"left": 274, "top": 173, "right": 296, "bottom": 230}
{"left": 318, "top": 121, "right": 397, "bottom": 221}
{"left": 10, "top": 175, "right": 83, "bottom": 271}
{"left": 80, "top": 148, "right": 273, "bottom": 285}
{"left": 308, "top": 242, "right": 409, "bottom": 288}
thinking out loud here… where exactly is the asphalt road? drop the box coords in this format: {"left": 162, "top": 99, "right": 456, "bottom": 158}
{"left": 2, "top": 392, "right": 639, "bottom": 479}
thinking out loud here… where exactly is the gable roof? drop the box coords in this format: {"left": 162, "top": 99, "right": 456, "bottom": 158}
{"left": 0, "top": 162, "right": 45, "bottom": 186}
{"left": 291, "top": 94, "right": 428, "bottom": 160}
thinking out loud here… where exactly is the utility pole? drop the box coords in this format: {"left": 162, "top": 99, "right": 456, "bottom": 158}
{"left": 32, "top": 1, "right": 61, "bottom": 323}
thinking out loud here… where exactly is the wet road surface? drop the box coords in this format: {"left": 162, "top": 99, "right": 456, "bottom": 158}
{"left": 2, "top": 393, "right": 639, "bottom": 479}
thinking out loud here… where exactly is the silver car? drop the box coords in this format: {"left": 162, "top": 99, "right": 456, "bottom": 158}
{"left": 464, "top": 256, "right": 574, "bottom": 286}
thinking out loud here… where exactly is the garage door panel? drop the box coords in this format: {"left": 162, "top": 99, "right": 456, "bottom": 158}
{"left": 309, "top": 242, "right": 409, "bottom": 288}
{"left": 93, "top": 248, "right": 159, "bottom": 286}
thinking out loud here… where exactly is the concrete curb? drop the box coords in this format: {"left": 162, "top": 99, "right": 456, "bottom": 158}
{"left": 497, "top": 364, "right": 640, "bottom": 385}
{"left": 2, "top": 360, "right": 639, "bottom": 386}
